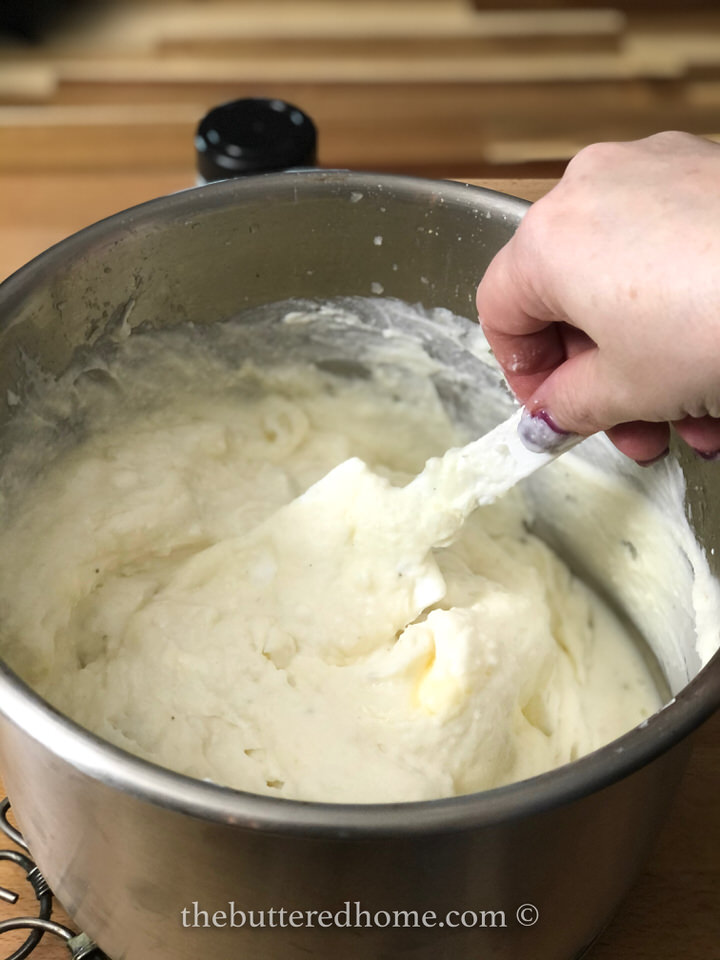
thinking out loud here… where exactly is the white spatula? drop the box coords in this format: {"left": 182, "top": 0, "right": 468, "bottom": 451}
{"left": 169, "top": 408, "right": 580, "bottom": 662}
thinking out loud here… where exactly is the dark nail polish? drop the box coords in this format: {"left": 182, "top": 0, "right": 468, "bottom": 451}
{"left": 636, "top": 448, "right": 669, "bottom": 467}
{"left": 518, "top": 407, "right": 580, "bottom": 454}
{"left": 693, "top": 448, "right": 720, "bottom": 462}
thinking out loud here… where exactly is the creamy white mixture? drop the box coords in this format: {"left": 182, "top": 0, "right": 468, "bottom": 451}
{"left": 0, "top": 308, "right": 667, "bottom": 802}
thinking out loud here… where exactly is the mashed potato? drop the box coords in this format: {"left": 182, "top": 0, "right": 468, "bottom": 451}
{"left": 0, "top": 307, "right": 661, "bottom": 802}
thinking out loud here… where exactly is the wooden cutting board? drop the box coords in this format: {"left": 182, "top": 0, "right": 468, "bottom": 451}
{"left": 0, "top": 173, "right": 718, "bottom": 960}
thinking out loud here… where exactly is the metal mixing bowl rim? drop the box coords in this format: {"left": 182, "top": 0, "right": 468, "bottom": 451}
{"left": 2, "top": 652, "right": 718, "bottom": 837}
{"left": 0, "top": 170, "right": 718, "bottom": 837}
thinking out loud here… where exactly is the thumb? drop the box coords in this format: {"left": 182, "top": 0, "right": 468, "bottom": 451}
{"left": 525, "top": 348, "right": 673, "bottom": 463}
{"left": 527, "top": 347, "right": 622, "bottom": 437}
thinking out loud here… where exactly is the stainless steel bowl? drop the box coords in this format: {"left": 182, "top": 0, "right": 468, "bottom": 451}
{"left": 0, "top": 171, "right": 718, "bottom": 960}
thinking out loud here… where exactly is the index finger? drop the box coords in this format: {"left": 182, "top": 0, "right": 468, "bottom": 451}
{"left": 476, "top": 241, "right": 565, "bottom": 404}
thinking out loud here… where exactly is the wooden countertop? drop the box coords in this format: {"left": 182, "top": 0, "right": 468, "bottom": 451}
{"left": 0, "top": 173, "right": 718, "bottom": 959}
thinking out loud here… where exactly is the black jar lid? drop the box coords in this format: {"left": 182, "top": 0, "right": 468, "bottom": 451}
{"left": 195, "top": 98, "right": 317, "bottom": 181}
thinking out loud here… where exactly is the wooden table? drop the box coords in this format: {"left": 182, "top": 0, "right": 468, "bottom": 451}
{"left": 0, "top": 173, "right": 718, "bottom": 960}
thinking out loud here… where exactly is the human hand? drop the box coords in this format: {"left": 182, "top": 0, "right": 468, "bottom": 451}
{"left": 476, "top": 131, "right": 720, "bottom": 463}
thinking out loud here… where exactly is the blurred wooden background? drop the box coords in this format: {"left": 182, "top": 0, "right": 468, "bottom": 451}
{"left": 1, "top": 0, "right": 720, "bottom": 178}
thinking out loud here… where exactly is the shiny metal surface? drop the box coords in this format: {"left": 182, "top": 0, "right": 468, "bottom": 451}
{"left": 0, "top": 171, "right": 718, "bottom": 960}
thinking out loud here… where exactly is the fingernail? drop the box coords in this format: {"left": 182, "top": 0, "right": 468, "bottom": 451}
{"left": 518, "top": 408, "right": 580, "bottom": 454}
{"left": 636, "top": 448, "right": 669, "bottom": 467}
{"left": 693, "top": 448, "right": 720, "bottom": 462}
